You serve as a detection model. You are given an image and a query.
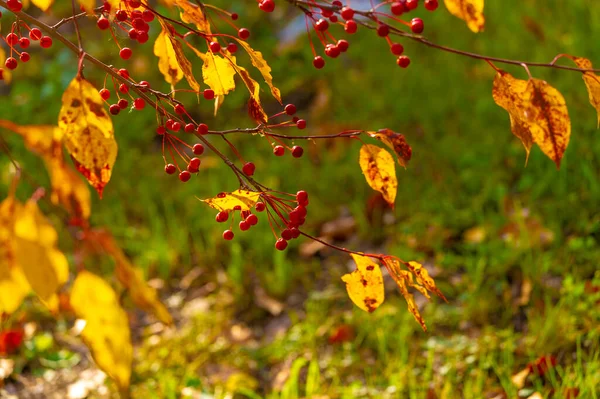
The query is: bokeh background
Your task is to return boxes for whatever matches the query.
[1,0,599,398]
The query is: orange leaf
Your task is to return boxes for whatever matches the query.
[235,39,282,104]
[566,55,600,127]
[58,75,117,197]
[175,0,212,34]
[493,71,571,168]
[368,128,412,167]
[443,0,485,32]
[201,189,261,212]
[341,254,385,313]
[358,144,397,207]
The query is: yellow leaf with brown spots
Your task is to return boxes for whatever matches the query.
[58,75,117,197]
[406,261,446,300]
[342,254,384,313]
[71,271,132,393]
[175,0,212,34]
[157,20,201,92]
[237,67,268,124]
[359,144,397,207]
[202,53,237,96]
[566,55,600,127]
[201,189,261,212]
[154,28,184,87]
[443,0,485,32]
[368,129,412,168]
[235,39,282,104]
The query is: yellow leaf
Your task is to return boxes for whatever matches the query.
[368,129,412,168]
[201,189,261,212]
[87,229,172,325]
[0,120,62,158]
[406,261,446,300]
[58,75,117,197]
[566,56,600,127]
[202,52,237,96]
[443,0,485,32]
[342,254,384,313]
[359,144,397,207]
[235,39,282,104]
[493,71,571,168]
[31,0,53,11]
[47,159,91,221]
[71,271,132,393]
[157,20,201,92]
[237,67,268,124]
[0,47,12,84]
[154,29,184,87]
[13,200,69,302]
[175,0,212,34]
[76,0,94,13]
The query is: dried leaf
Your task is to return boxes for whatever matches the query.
[238,67,268,124]
[406,261,446,300]
[201,189,261,212]
[154,28,184,87]
[566,56,600,127]
[493,71,571,168]
[58,75,117,196]
[202,53,237,96]
[175,0,212,34]
[368,129,412,167]
[31,0,54,11]
[235,39,282,103]
[359,144,397,207]
[443,0,485,32]
[341,254,384,313]
[13,200,69,302]
[71,271,132,393]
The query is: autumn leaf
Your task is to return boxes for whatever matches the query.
[566,55,600,127]
[235,39,282,104]
[368,129,412,167]
[31,0,54,11]
[154,28,184,87]
[201,189,261,212]
[202,52,237,96]
[443,0,485,32]
[359,144,397,207]
[382,257,427,330]
[175,0,212,34]
[13,200,69,303]
[406,261,446,300]
[85,229,172,325]
[493,71,571,168]
[76,0,95,13]
[71,271,132,393]
[58,75,118,197]
[238,67,268,124]
[341,254,384,313]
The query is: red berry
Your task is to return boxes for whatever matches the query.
[216,211,229,223]
[203,89,215,100]
[411,18,424,33]
[391,2,404,15]
[377,24,390,37]
[227,42,238,54]
[332,0,342,4]
[174,104,186,114]
[345,20,357,34]
[255,202,266,212]
[322,9,333,18]
[329,15,338,23]
[185,123,195,133]
[292,146,304,158]
[116,10,128,21]
[325,44,340,58]
[246,214,258,226]
[340,7,354,20]
[142,9,155,22]
[166,119,174,130]
[238,28,250,40]
[397,55,411,68]
[315,18,329,32]
[275,238,288,251]
[19,52,30,62]
[6,33,18,46]
[285,104,297,115]
[337,39,349,52]
[193,143,205,155]
[188,157,201,172]
[296,119,306,129]
[40,36,52,48]
[118,99,129,109]
[139,81,150,90]
[7,0,22,12]
[231,13,238,20]
[209,41,221,53]
[197,123,209,135]
[19,37,30,49]
[296,190,308,205]
[273,145,285,156]
[29,28,42,41]
[313,56,325,69]
[281,229,293,240]
[239,221,250,231]
[223,230,234,240]
[406,0,419,10]
[99,88,110,100]
[156,126,166,135]
[120,47,132,60]
[128,28,138,40]
[119,83,129,93]
[259,0,275,12]
[171,121,181,132]
[109,104,120,115]
[425,0,438,11]
[97,16,110,30]
[133,98,145,110]
[165,164,176,174]
[391,43,404,55]
[242,162,256,176]
[137,31,149,44]
[118,68,129,79]
[290,227,300,238]
[5,57,17,70]
[179,170,191,182]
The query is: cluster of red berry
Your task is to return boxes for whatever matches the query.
[1,1,52,78]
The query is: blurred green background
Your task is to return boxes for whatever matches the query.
[1,0,599,398]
